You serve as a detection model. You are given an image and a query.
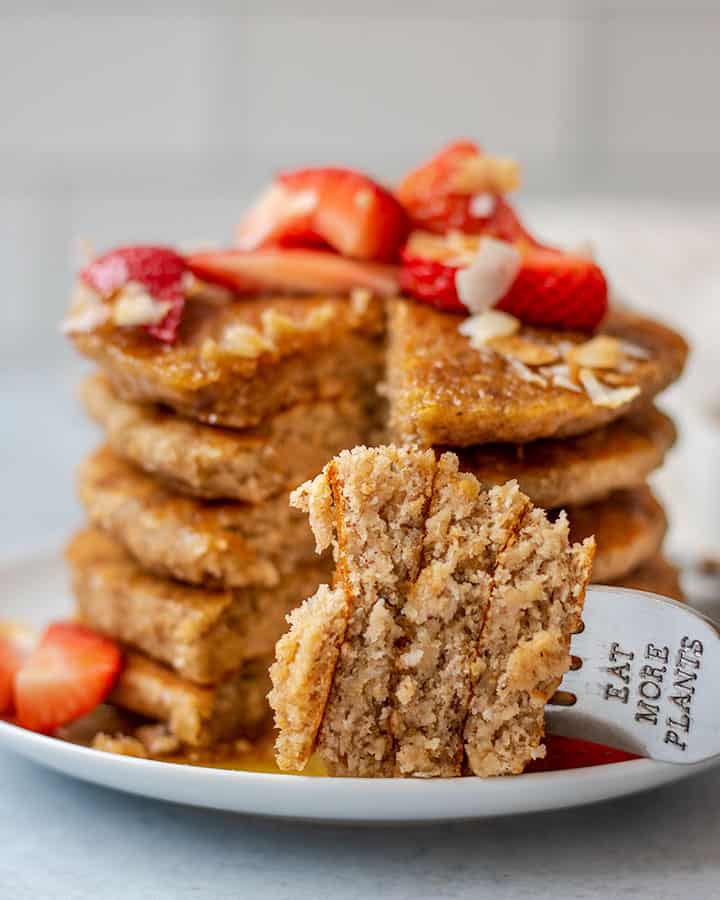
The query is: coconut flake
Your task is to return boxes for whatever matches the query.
[468,193,496,218]
[458,309,520,348]
[455,238,521,314]
[112,283,171,327]
[579,368,641,408]
[61,303,110,334]
[507,357,548,387]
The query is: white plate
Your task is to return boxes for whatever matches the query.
[0,548,716,824]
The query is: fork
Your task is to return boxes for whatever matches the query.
[547,586,720,764]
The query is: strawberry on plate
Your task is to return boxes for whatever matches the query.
[14,622,122,734]
[235,167,408,262]
[400,230,608,330]
[0,624,35,716]
[187,248,401,298]
[80,245,187,344]
[396,139,540,243]
[525,735,641,773]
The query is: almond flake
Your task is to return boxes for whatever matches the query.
[539,363,582,393]
[458,309,520,348]
[617,338,651,360]
[507,357,548,387]
[579,368,641,409]
[489,335,560,366]
[566,335,621,371]
[449,155,520,194]
[61,303,110,335]
[221,323,275,358]
[350,287,372,315]
[260,309,300,342]
[112,285,171,327]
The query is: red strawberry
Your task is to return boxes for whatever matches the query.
[525,735,640,773]
[187,248,400,298]
[400,231,608,330]
[80,245,187,344]
[0,625,35,716]
[235,167,408,262]
[396,140,538,243]
[495,248,608,331]
[14,622,122,734]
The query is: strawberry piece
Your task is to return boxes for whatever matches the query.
[400,231,608,329]
[14,622,122,734]
[0,625,34,716]
[235,167,408,262]
[397,140,538,243]
[525,735,641,773]
[187,248,401,298]
[495,248,608,331]
[81,245,187,344]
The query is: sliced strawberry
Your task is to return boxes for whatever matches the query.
[396,140,538,243]
[187,248,400,298]
[0,624,35,716]
[235,167,408,262]
[495,247,608,331]
[525,735,641,773]
[14,622,122,734]
[80,245,187,344]
[400,231,608,329]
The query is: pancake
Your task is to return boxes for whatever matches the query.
[71,293,385,429]
[80,373,376,502]
[566,486,667,583]
[609,554,684,602]
[67,527,330,684]
[77,446,317,588]
[386,299,688,447]
[456,407,676,508]
[109,651,271,747]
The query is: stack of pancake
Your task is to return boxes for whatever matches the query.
[385,300,689,600]
[64,286,688,757]
[65,293,385,754]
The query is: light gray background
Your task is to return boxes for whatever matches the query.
[2,3,720,897]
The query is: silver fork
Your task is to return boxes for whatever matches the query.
[547,586,720,764]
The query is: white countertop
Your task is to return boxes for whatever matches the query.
[2,363,719,899]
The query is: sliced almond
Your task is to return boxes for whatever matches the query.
[490,335,560,366]
[506,357,548,387]
[566,335,622,371]
[458,309,520,348]
[112,286,171,327]
[579,368,641,409]
[350,287,372,315]
[617,338,651,360]
[61,302,109,335]
[449,155,520,194]
[221,323,275,358]
[539,363,582,393]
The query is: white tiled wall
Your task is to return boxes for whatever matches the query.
[1,2,719,367]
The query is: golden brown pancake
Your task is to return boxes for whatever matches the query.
[71,293,385,429]
[76,446,317,588]
[81,373,376,502]
[566,486,667,583]
[67,527,330,684]
[456,407,676,508]
[387,299,688,447]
